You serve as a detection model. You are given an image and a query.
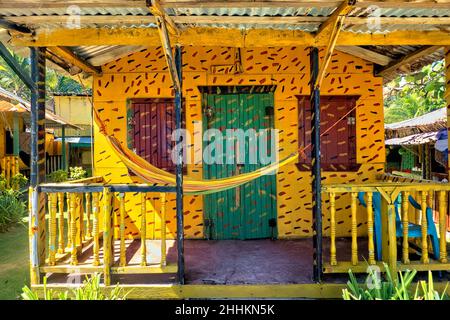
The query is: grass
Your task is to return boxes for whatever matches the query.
[0,224,29,300]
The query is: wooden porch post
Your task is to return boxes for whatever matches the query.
[310,47,322,283]
[29,47,47,285]
[175,45,185,284]
[446,48,450,180]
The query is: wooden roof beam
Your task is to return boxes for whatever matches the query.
[335,46,392,66]
[316,0,356,38]
[9,28,450,47]
[315,15,345,89]
[376,45,442,77]
[47,46,102,76]
[147,0,180,36]
[155,16,181,92]
[0,17,32,34]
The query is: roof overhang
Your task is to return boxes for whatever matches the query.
[0,1,448,82]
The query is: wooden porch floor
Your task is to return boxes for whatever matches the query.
[44,238,450,286]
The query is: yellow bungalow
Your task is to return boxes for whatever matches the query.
[0,86,78,185]
[0,0,450,299]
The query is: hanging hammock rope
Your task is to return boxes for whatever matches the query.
[92,98,359,194]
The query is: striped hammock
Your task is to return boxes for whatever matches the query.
[94,109,298,194]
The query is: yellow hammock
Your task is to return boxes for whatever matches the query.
[94,109,298,194]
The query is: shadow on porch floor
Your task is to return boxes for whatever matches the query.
[45,237,374,285]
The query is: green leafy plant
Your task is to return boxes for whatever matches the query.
[46,169,68,183]
[69,166,87,180]
[21,273,129,300]
[384,60,445,124]
[11,173,28,190]
[343,263,448,300]
[0,189,27,232]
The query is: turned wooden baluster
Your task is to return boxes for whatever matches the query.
[103,188,112,286]
[92,192,100,266]
[85,193,92,238]
[329,192,337,266]
[140,192,147,266]
[66,193,71,248]
[78,193,85,242]
[48,193,57,265]
[402,191,410,264]
[69,193,78,265]
[439,191,448,263]
[14,157,19,177]
[57,193,65,254]
[160,192,167,267]
[119,193,126,267]
[366,192,375,265]
[421,191,429,264]
[351,192,358,266]
[1,157,5,180]
[5,156,10,188]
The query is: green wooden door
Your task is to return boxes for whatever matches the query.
[203,93,277,240]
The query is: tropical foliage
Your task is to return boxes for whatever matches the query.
[384,60,445,124]
[342,263,449,300]
[21,273,129,300]
[0,48,90,101]
[0,174,27,233]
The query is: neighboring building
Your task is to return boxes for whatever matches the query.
[0,86,78,182]
[385,108,448,181]
[53,94,93,175]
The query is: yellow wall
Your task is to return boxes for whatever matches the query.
[93,46,385,240]
[53,95,92,137]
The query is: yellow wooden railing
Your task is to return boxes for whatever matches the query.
[322,181,449,275]
[1,155,19,188]
[34,178,175,285]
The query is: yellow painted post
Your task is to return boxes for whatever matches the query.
[11,158,16,189]
[48,193,57,266]
[92,192,100,266]
[160,192,167,267]
[140,192,147,266]
[439,191,448,263]
[86,193,92,238]
[28,186,40,285]
[1,157,5,180]
[351,192,358,266]
[402,191,410,264]
[69,193,78,265]
[103,188,112,285]
[119,193,126,267]
[329,192,337,266]
[57,193,65,254]
[387,203,397,276]
[5,156,10,188]
[66,193,71,248]
[421,191,429,264]
[366,192,375,265]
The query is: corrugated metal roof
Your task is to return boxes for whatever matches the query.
[385,108,446,131]
[385,131,439,146]
[0,3,448,79]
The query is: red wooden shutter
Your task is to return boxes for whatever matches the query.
[130,98,177,174]
[297,95,358,171]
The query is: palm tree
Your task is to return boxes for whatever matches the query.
[0,48,88,101]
